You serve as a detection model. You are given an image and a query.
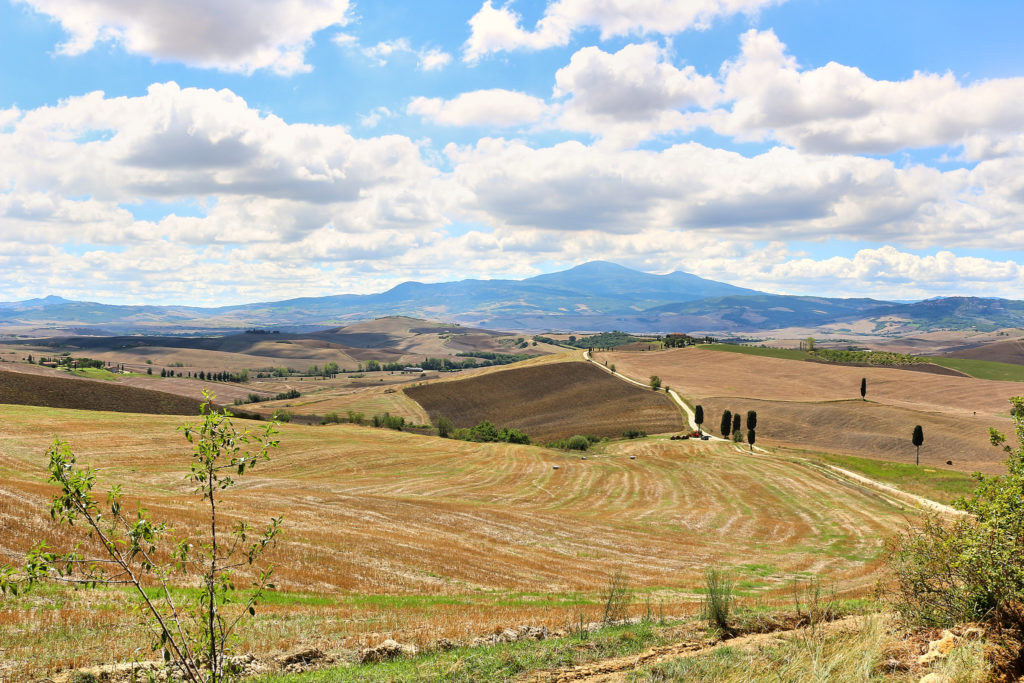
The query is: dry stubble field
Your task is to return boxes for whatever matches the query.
[0,403,912,677]
[602,347,1021,473]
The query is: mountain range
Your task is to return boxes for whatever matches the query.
[2,261,1023,336]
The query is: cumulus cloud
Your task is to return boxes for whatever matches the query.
[0,82,449,253]
[14,0,352,74]
[553,42,719,146]
[463,0,784,61]
[713,29,1024,156]
[408,89,550,128]
[444,136,1024,251]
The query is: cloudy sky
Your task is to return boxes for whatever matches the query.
[2,0,1024,305]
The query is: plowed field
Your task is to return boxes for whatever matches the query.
[0,404,911,676]
[601,347,1021,473]
[404,361,683,441]
[0,367,200,415]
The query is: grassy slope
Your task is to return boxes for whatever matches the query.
[706,341,1024,382]
[0,404,915,677]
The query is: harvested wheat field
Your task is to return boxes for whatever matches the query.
[404,360,683,441]
[601,347,1021,473]
[0,404,911,676]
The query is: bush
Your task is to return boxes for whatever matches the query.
[347,410,364,425]
[271,408,292,423]
[320,412,341,424]
[888,396,1024,628]
[623,429,647,439]
[566,435,591,451]
[436,416,454,438]
[701,567,734,634]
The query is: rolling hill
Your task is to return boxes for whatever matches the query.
[3,261,1024,335]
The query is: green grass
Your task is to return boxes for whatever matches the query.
[704,344,811,361]
[797,451,978,505]
[628,615,990,682]
[68,367,119,380]
[923,356,1024,382]
[252,621,674,683]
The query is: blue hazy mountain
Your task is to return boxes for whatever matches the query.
[0,261,1017,334]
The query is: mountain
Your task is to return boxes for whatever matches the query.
[0,262,1019,335]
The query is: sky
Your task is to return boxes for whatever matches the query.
[1,0,1024,306]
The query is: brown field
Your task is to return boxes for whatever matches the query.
[0,404,913,676]
[602,347,1021,473]
[404,361,683,441]
[945,336,1024,365]
[0,368,201,415]
[249,382,432,424]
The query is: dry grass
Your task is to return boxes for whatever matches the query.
[946,336,1024,365]
[404,360,683,441]
[0,404,913,676]
[602,347,1020,473]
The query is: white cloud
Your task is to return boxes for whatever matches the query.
[553,42,719,146]
[15,0,352,75]
[418,48,453,71]
[352,37,452,71]
[408,90,550,128]
[463,0,784,61]
[444,137,1022,251]
[713,29,1024,156]
[360,106,395,128]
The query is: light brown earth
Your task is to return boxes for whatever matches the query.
[601,347,1021,473]
[0,404,913,675]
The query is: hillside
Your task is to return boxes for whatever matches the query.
[0,404,913,677]
[404,360,683,441]
[601,347,1020,473]
[944,336,1024,365]
[0,367,201,415]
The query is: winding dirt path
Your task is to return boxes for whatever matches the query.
[583,349,962,518]
[517,615,872,682]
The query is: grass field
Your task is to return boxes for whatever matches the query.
[602,347,1021,474]
[705,341,1024,382]
[0,404,915,677]
[404,360,683,441]
[924,356,1024,382]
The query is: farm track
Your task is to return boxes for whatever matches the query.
[603,347,1021,474]
[519,615,872,682]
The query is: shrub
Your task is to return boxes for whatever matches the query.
[623,429,647,439]
[566,435,591,451]
[347,410,364,425]
[601,567,632,625]
[888,396,1024,628]
[435,416,454,438]
[701,567,734,634]
[320,412,341,424]
[271,408,292,423]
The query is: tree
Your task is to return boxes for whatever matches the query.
[0,394,282,682]
[912,425,924,465]
[649,375,662,391]
[694,405,704,434]
[720,409,732,439]
[746,410,757,431]
[436,416,454,438]
[732,413,741,434]
[860,377,867,401]
[747,428,756,451]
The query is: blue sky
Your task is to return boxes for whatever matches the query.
[1,0,1023,305]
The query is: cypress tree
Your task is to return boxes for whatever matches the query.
[720,409,732,439]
